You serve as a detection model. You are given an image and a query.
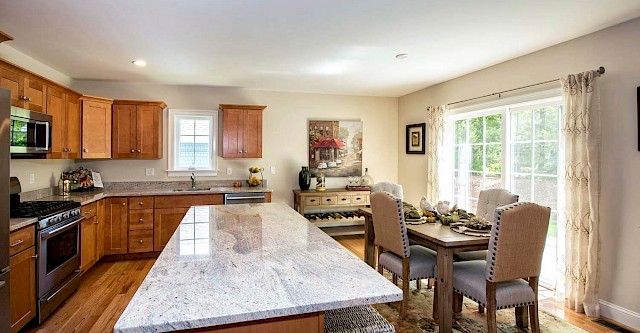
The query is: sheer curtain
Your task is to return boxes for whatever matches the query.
[560,70,601,317]
[426,105,447,203]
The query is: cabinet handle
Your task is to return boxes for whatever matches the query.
[131,149,135,153]
[139,218,143,222]
[122,202,126,206]
[238,150,242,153]
[31,254,38,259]
[94,218,99,224]
[139,202,144,206]
[27,97,32,102]
[10,239,23,247]
[326,198,331,202]
[341,198,347,201]
[310,199,316,202]
[139,239,143,244]
[137,149,141,153]
[83,148,88,153]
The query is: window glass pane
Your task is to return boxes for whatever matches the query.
[534,176,558,211]
[179,119,195,135]
[195,119,210,135]
[469,172,483,201]
[453,171,463,195]
[534,142,558,174]
[469,118,483,144]
[468,199,478,215]
[534,106,559,141]
[485,173,502,190]
[455,120,466,144]
[485,114,502,143]
[453,196,463,208]
[454,146,462,170]
[512,143,532,173]
[485,144,501,173]
[179,135,195,143]
[511,110,532,141]
[471,145,483,172]
[511,174,532,201]
[548,212,558,237]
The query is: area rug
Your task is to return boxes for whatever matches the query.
[371,282,586,333]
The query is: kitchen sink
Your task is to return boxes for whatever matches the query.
[172,188,213,192]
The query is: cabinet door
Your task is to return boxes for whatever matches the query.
[80,217,97,272]
[46,86,66,159]
[0,66,24,107]
[154,207,190,252]
[23,77,46,113]
[65,93,82,159]
[112,104,137,158]
[243,109,263,158]
[10,247,36,333]
[137,105,162,158]
[82,100,112,159]
[96,199,105,260]
[222,109,244,158]
[104,198,128,255]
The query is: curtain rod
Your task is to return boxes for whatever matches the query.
[447,66,605,107]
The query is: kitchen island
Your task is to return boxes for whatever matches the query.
[114,202,402,333]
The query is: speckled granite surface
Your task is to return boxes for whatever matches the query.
[9,217,38,232]
[114,203,402,333]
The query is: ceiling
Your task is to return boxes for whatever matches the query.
[1,1,639,97]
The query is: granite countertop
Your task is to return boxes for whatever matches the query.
[114,203,402,333]
[9,186,273,232]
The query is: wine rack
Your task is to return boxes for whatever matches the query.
[293,189,370,237]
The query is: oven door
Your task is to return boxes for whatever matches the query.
[38,217,82,297]
[10,106,52,155]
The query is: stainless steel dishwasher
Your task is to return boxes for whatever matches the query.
[224,192,268,205]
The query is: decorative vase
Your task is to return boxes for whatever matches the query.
[298,167,311,190]
[361,167,374,186]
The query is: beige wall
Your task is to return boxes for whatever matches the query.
[399,18,640,316]
[70,81,398,204]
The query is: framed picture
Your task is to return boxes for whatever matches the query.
[406,123,426,154]
[308,120,363,177]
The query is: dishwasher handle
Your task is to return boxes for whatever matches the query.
[225,196,266,201]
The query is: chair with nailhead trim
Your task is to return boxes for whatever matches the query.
[451,202,550,333]
[371,182,404,200]
[370,192,436,319]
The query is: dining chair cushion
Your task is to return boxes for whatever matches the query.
[371,182,404,201]
[452,261,535,309]
[453,251,487,261]
[379,245,436,280]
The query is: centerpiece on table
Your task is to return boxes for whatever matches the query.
[247,166,264,187]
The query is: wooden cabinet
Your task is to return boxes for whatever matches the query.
[0,61,46,112]
[104,197,128,255]
[0,65,23,106]
[96,199,105,260]
[48,86,82,159]
[9,229,36,333]
[23,76,46,113]
[81,95,113,159]
[112,100,165,159]
[293,189,370,237]
[80,201,103,273]
[153,207,190,252]
[220,104,266,158]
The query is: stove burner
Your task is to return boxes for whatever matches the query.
[10,201,81,219]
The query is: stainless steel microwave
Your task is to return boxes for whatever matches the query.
[10,106,52,155]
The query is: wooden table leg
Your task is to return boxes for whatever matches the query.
[436,246,454,333]
[363,213,376,268]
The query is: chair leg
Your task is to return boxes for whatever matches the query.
[453,292,463,313]
[529,277,540,333]
[478,305,485,314]
[486,282,497,333]
[376,246,384,275]
[400,258,410,319]
[392,273,398,285]
[432,281,438,321]
[427,278,434,289]
[416,279,422,290]
[515,306,529,328]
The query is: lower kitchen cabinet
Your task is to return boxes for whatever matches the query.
[129,229,154,253]
[104,197,128,255]
[80,216,97,273]
[10,246,36,333]
[153,207,191,252]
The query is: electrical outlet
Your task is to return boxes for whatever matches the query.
[29,173,35,184]
[270,166,276,175]
[145,168,155,176]
[226,167,232,175]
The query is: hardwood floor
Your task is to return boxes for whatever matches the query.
[19,235,630,333]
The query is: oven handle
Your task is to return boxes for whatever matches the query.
[41,217,84,239]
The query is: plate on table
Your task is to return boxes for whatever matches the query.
[405,217,427,224]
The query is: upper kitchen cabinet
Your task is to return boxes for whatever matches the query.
[47,86,82,159]
[0,61,46,112]
[219,104,266,158]
[112,100,166,159]
[81,95,113,159]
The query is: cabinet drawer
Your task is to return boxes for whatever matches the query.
[304,196,320,206]
[9,225,35,257]
[128,210,154,230]
[351,195,367,205]
[337,195,352,205]
[128,230,154,253]
[81,202,98,218]
[320,196,338,206]
[129,196,154,210]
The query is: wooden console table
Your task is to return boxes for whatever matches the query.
[293,189,370,236]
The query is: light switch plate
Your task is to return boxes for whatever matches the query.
[270,166,276,175]
[226,167,232,175]
[145,168,155,176]
[29,173,35,184]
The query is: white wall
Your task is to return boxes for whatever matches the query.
[70,81,399,204]
[398,18,640,320]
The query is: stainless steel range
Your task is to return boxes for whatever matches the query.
[10,178,84,323]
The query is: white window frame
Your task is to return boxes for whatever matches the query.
[167,109,219,177]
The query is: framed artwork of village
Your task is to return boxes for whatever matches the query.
[307,120,362,177]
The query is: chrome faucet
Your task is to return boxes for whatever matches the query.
[191,173,196,189]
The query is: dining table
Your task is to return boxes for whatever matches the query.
[358,208,490,333]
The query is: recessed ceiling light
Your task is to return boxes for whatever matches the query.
[132,60,147,67]
[395,53,409,60]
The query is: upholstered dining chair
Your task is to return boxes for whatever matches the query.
[452,202,551,333]
[453,188,518,262]
[371,182,404,200]
[370,192,436,318]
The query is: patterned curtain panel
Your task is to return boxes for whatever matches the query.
[425,105,446,204]
[560,70,601,317]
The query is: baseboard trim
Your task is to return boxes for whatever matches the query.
[599,299,640,331]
